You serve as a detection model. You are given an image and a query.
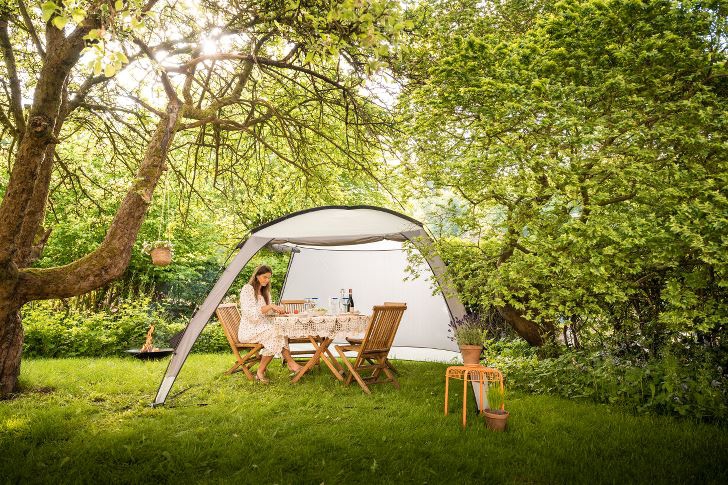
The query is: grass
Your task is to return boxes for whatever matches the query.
[1,354,727,484]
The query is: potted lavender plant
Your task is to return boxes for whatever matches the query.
[449,314,487,366]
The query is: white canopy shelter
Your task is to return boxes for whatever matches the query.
[281,240,459,360]
[153,206,466,406]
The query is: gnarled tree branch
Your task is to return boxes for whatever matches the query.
[19,99,183,301]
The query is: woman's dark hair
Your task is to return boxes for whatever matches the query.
[248,264,272,304]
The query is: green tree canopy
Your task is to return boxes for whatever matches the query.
[399,0,728,351]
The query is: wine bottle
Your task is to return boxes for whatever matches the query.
[347,288,354,313]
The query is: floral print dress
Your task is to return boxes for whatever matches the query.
[237,283,287,356]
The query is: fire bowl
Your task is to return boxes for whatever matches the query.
[125,348,175,360]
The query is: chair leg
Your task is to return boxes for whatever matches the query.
[371,357,384,381]
[239,362,255,380]
[226,361,243,375]
[385,358,399,375]
[228,346,261,381]
[336,347,371,394]
[379,356,400,389]
[366,357,398,375]
[335,347,352,386]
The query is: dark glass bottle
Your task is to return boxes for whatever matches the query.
[347,288,354,312]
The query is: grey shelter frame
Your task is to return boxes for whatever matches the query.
[153,206,466,406]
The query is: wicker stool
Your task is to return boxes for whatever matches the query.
[444,365,504,428]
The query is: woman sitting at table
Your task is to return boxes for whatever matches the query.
[239,264,303,383]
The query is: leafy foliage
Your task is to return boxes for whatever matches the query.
[399,0,728,355]
[21,298,228,357]
[486,343,728,422]
[448,313,488,346]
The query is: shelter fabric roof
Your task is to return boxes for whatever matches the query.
[251,206,423,245]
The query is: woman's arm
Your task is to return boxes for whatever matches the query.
[240,285,285,319]
[239,285,264,322]
[261,303,286,314]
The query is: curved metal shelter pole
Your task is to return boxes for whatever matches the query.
[404,228,466,321]
[405,229,486,409]
[153,236,271,406]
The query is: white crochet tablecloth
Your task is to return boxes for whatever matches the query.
[271,314,369,341]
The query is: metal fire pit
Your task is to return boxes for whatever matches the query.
[126,348,175,360]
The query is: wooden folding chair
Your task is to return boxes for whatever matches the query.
[215,303,263,380]
[346,302,404,375]
[335,303,407,394]
[280,299,324,366]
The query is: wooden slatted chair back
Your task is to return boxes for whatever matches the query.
[216,303,242,346]
[280,300,323,361]
[280,299,307,313]
[360,304,407,355]
[215,303,263,379]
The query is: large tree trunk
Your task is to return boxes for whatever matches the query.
[0,264,23,397]
[0,21,94,264]
[0,99,182,397]
[0,1,175,397]
[18,99,182,302]
[498,304,555,347]
[0,309,23,397]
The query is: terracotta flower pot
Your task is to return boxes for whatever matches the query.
[483,409,509,431]
[150,246,172,266]
[459,344,483,366]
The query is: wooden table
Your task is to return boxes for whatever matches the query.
[271,314,370,382]
[444,365,504,428]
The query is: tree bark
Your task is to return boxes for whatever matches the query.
[14,144,55,268]
[19,99,182,301]
[0,21,95,264]
[498,304,549,347]
[0,100,181,396]
[0,261,23,397]
[0,309,23,397]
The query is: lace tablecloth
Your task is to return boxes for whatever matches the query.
[271,314,369,341]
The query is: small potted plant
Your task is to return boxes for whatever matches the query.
[449,314,487,366]
[482,384,509,431]
[143,240,173,266]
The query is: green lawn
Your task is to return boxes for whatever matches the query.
[1,354,727,484]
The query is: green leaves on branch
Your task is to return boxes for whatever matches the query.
[79,2,150,78]
[39,0,148,77]
[290,0,406,74]
[400,0,728,350]
[41,0,85,29]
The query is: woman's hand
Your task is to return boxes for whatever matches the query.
[273,305,287,314]
[262,304,287,315]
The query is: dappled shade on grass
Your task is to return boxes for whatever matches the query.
[2,355,727,483]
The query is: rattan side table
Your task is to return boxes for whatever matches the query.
[444,365,504,428]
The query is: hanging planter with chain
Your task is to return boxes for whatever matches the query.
[143,173,174,267]
[150,243,173,266]
[144,240,174,266]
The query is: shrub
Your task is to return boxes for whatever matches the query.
[488,348,728,423]
[22,299,228,357]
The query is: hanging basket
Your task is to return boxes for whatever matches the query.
[150,246,172,266]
